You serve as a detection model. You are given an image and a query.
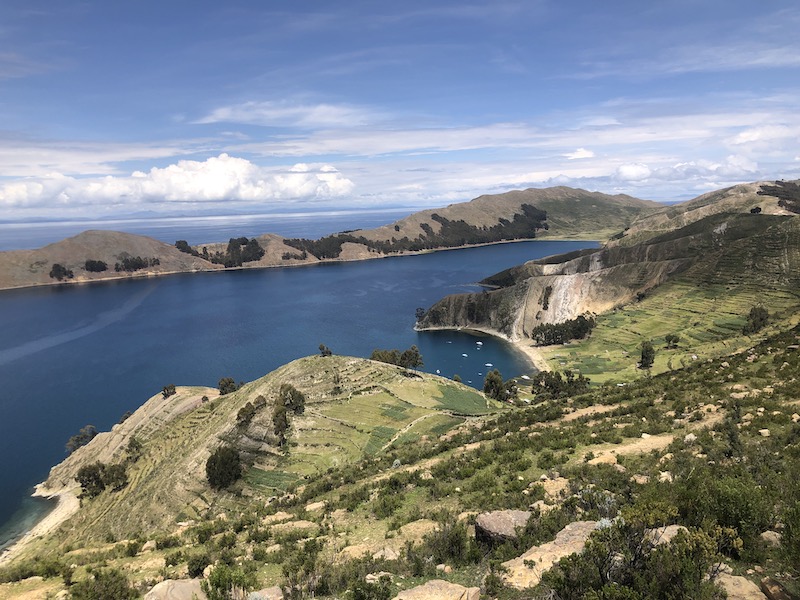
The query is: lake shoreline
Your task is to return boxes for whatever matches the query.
[0,236,598,293]
[0,486,79,566]
[416,324,551,373]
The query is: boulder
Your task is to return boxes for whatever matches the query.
[373,546,400,560]
[248,587,284,600]
[716,574,767,600]
[144,579,208,600]
[759,530,782,548]
[475,510,531,545]
[501,521,598,589]
[393,579,479,600]
[540,476,570,502]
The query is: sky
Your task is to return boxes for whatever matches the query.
[1,0,799,220]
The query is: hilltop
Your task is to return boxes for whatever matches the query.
[418,180,800,381]
[0,186,658,291]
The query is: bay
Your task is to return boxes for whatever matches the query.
[0,238,596,549]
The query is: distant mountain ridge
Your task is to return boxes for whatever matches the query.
[0,186,659,291]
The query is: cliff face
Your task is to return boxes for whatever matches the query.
[420,256,686,340]
[418,207,800,342]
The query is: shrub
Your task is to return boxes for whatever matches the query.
[206,446,242,489]
[66,424,98,454]
[69,568,137,600]
[187,551,211,577]
[743,306,769,335]
[218,377,238,395]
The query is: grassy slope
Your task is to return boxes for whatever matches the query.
[537,214,800,383]
[23,356,496,551]
[355,186,659,244]
[4,325,799,598]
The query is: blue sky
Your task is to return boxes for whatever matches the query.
[1,0,799,219]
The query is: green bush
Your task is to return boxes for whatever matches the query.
[206,446,242,489]
[70,568,137,600]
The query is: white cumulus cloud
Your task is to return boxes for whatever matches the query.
[615,163,652,181]
[0,154,354,210]
[564,147,595,160]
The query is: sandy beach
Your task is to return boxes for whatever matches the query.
[511,339,551,372]
[0,486,79,566]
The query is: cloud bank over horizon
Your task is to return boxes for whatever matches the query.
[0,155,354,215]
[0,1,798,219]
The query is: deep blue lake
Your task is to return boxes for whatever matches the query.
[0,235,596,549]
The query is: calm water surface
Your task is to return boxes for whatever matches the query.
[0,238,596,548]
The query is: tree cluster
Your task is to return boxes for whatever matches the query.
[318,343,333,357]
[218,377,239,395]
[208,237,265,267]
[369,345,423,369]
[530,315,596,346]
[75,462,128,498]
[162,384,176,398]
[66,424,98,454]
[640,340,655,369]
[531,369,590,400]
[49,263,74,281]
[283,204,548,259]
[174,240,200,256]
[272,384,306,446]
[279,384,306,414]
[483,369,517,401]
[236,395,267,428]
[83,259,107,272]
[758,181,800,214]
[114,256,159,272]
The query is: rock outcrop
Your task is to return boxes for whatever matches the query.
[475,510,531,545]
[248,587,285,600]
[144,579,207,600]
[393,579,480,600]
[501,520,598,589]
[716,574,767,600]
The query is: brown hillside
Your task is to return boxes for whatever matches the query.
[354,186,659,244]
[0,230,221,290]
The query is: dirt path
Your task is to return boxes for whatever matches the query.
[381,413,439,451]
